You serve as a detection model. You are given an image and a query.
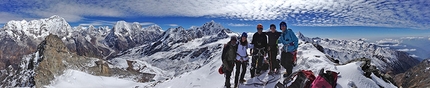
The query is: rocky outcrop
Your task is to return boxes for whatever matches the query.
[0,34,155,87]
[35,34,155,87]
[0,37,37,69]
[394,59,430,88]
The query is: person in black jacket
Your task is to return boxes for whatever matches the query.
[265,24,281,74]
[250,24,268,78]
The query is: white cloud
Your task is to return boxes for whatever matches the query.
[401,36,425,40]
[140,22,155,26]
[78,20,117,27]
[376,39,401,45]
[227,23,253,27]
[358,38,368,41]
[168,24,179,27]
[2,0,429,29]
[409,54,419,58]
[397,49,417,52]
[0,12,37,24]
[428,38,430,41]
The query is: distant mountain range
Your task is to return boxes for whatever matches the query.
[0,15,425,87]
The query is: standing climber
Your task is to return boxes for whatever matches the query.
[250,24,268,78]
[221,36,238,88]
[278,21,298,77]
[265,24,282,74]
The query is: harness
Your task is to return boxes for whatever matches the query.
[236,53,249,62]
[253,47,266,57]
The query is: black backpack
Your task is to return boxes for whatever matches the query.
[276,70,316,88]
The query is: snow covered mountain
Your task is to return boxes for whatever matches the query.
[0,16,163,70]
[0,15,231,87]
[297,32,419,74]
[374,37,430,60]
[0,15,73,70]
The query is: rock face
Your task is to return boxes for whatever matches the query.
[394,59,430,88]
[0,34,155,87]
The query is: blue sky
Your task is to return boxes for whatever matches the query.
[1,0,430,40]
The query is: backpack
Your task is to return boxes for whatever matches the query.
[311,69,339,88]
[222,42,238,62]
[276,70,316,88]
[218,65,224,74]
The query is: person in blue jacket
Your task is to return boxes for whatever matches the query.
[277,21,298,77]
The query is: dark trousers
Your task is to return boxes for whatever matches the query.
[281,51,294,76]
[251,56,264,78]
[224,62,234,88]
[268,49,280,72]
[235,61,247,87]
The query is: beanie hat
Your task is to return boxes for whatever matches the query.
[279,21,287,30]
[241,32,247,37]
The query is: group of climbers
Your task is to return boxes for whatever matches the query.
[220,21,299,88]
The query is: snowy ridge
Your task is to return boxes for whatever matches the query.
[298,32,418,74]
[1,15,72,44]
[154,35,397,88]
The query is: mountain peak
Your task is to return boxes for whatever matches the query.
[203,20,221,27]
[146,24,162,32]
[49,15,64,19]
[115,21,128,25]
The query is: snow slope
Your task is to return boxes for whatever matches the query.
[46,70,148,88]
[44,33,236,88]
[297,32,418,74]
[39,32,397,88]
[154,35,397,88]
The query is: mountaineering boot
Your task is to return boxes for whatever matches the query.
[240,79,246,83]
[283,72,290,78]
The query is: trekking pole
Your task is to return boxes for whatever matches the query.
[255,55,258,76]
[268,49,273,74]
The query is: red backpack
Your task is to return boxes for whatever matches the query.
[218,65,224,74]
[311,69,339,88]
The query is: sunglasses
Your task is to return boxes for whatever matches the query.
[257,28,263,30]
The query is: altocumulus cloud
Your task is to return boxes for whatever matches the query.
[228,23,253,27]
[1,0,429,29]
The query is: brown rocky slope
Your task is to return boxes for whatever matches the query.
[394,59,430,88]
[0,34,155,87]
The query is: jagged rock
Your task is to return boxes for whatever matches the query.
[0,34,157,88]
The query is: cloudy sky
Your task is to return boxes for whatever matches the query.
[1,0,430,39]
